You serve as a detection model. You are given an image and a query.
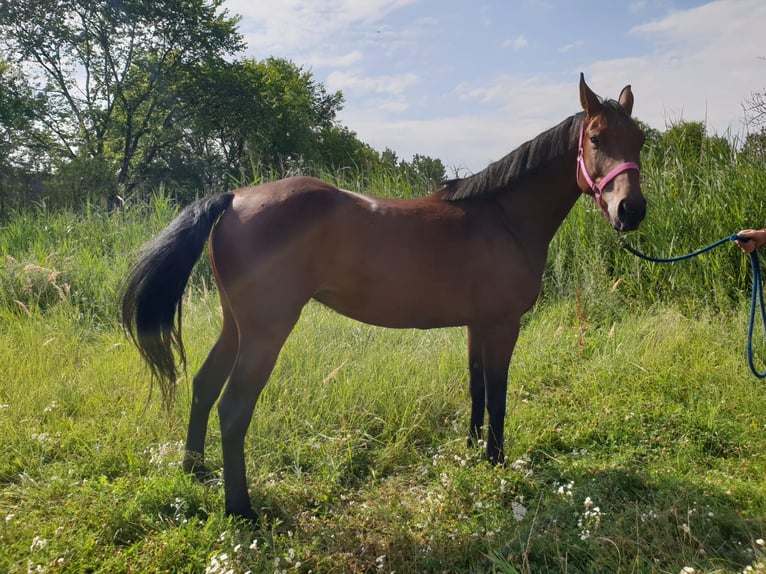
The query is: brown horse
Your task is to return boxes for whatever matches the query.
[121,74,646,519]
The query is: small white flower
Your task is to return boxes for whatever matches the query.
[756,538,765,547]
[511,501,527,522]
[30,535,47,552]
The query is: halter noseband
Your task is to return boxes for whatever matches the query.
[577,119,640,217]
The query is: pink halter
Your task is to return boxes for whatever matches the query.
[577,119,640,216]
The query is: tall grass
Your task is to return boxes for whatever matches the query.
[3,137,764,328]
[1,134,766,572]
[551,132,766,312]
[1,297,764,572]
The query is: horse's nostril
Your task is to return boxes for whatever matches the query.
[618,200,627,221]
[618,197,647,230]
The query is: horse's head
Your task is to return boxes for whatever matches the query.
[577,74,646,232]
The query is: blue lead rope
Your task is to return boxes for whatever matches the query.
[621,234,766,378]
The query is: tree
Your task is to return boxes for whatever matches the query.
[745,90,766,129]
[0,0,244,200]
[0,56,43,214]
[178,57,345,184]
[405,154,447,187]
[315,125,380,172]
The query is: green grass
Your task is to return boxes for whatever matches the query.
[1,293,765,573]
[2,148,766,571]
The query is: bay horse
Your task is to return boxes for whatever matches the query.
[121,74,646,519]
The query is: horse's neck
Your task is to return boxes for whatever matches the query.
[497,153,581,257]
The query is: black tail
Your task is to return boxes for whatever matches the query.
[121,193,234,409]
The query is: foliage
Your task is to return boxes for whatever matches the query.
[0,0,244,202]
[167,57,346,197]
[0,56,45,215]
[549,119,766,312]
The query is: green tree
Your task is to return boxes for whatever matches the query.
[406,154,447,187]
[0,57,43,214]
[0,0,244,203]
[315,125,380,172]
[177,57,345,185]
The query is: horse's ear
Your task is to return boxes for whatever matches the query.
[618,85,634,116]
[579,73,602,117]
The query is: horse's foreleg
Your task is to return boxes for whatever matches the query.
[183,312,238,478]
[469,322,519,464]
[467,326,485,448]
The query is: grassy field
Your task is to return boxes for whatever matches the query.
[1,153,766,572]
[1,293,765,573]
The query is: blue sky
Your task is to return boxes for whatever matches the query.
[225,0,766,173]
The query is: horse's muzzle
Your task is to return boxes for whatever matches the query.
[616,196,647,231]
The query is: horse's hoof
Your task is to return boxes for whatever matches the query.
[226,507,259,524]
[184,462,216,483]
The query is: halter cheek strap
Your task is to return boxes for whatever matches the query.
[577,120,640,217]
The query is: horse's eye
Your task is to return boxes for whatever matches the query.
[590,135,599,148]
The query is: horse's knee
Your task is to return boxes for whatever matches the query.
[218,395,254,440]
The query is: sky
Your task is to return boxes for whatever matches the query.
[224,0,766,174]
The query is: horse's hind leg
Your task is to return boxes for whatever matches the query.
[217,310,301,519]
[183,304,238,478]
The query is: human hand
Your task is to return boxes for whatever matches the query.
[735,229,766,253]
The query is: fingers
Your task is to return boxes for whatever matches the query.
[736,240,755,253]
[736,229,762,253]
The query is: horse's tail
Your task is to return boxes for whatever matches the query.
[121,192,235,409]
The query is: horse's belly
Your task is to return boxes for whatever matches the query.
[312,282,471,329]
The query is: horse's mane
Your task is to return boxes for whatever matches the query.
[437,112,583,201]
[439,100,634,201]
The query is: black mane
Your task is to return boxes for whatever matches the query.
[438,112,583,201]
[439,100,634,201]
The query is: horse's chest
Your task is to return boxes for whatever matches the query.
[469,256,544,322]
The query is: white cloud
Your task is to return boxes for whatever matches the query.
[326,71,419,97]
[594,0,766,135]
[453,75,573,118]
[223,0,766,172]
[558,40,584,54]
[226,0,418,58]
[367,0,766,170]
[309,51,364,68]
[502,35,529,51]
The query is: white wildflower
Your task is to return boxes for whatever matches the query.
[511,501,527,522]
[29,536,47,552]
